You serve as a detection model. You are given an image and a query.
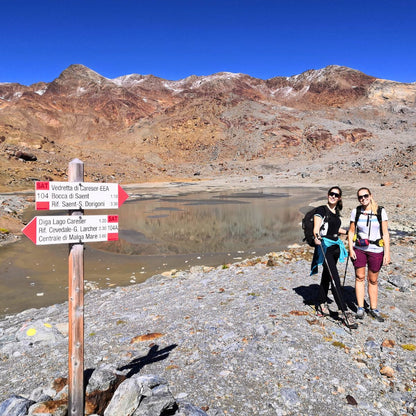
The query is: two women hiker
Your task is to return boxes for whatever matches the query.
[310,186,390,328]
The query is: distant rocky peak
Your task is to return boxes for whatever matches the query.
[266,65,373,91]
[45,64,115,96]
[291,65,375,87]
[53,64,113,89]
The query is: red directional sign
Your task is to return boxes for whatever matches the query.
[35,181,129,210]
[22,215,119,245]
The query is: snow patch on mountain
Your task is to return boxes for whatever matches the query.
[111,74,145,87]
[162,80,185,93]
[190,72,243,89]
[271,85,310,97]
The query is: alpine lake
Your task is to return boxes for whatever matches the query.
[0,186,321,317]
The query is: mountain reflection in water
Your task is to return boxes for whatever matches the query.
[94,191,304,255]
[0,187,319,316]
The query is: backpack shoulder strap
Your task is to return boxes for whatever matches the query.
[377,206,384,237]
[322,205,332,222]
[377,206,383,223]
[354,205,362,226]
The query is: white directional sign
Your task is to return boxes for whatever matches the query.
[35,181,128,210]
[22,215,119,245]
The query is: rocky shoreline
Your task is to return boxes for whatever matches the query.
[0,175,415,415]
[1,171,415,246]
[0,191,32,246]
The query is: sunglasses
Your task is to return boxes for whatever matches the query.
[358,194,370,200]
[328,192,340,198]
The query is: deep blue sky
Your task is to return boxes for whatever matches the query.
[1,0,415,85]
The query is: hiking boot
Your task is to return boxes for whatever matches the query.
[356,307,365,320]
[369,309,385,322]
[344,312,358,329]
[316,303,330,317]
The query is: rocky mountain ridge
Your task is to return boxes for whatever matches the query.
[0,64,415,192]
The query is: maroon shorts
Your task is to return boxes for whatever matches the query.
[353,248,384,272]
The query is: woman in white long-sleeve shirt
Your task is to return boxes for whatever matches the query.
[348,187,390,322]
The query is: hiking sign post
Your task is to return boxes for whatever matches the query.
[21,158,129,416]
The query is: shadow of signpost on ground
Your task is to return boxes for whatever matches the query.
[84,343,178,386]
[118,344,178,378]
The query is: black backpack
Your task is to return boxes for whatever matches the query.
[302,206,329,247]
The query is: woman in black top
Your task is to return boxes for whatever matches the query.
[312,186,349,318]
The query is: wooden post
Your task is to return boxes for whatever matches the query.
[68,159,85,416]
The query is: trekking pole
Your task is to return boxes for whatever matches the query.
[317,241,357,330]
[342,256,349,287]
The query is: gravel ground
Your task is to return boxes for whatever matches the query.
[0,239,415,415]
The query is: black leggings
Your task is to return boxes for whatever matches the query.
[319,245,346,312]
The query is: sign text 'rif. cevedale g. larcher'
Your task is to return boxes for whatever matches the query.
[22,214,119,245]
[35,181,129,210]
